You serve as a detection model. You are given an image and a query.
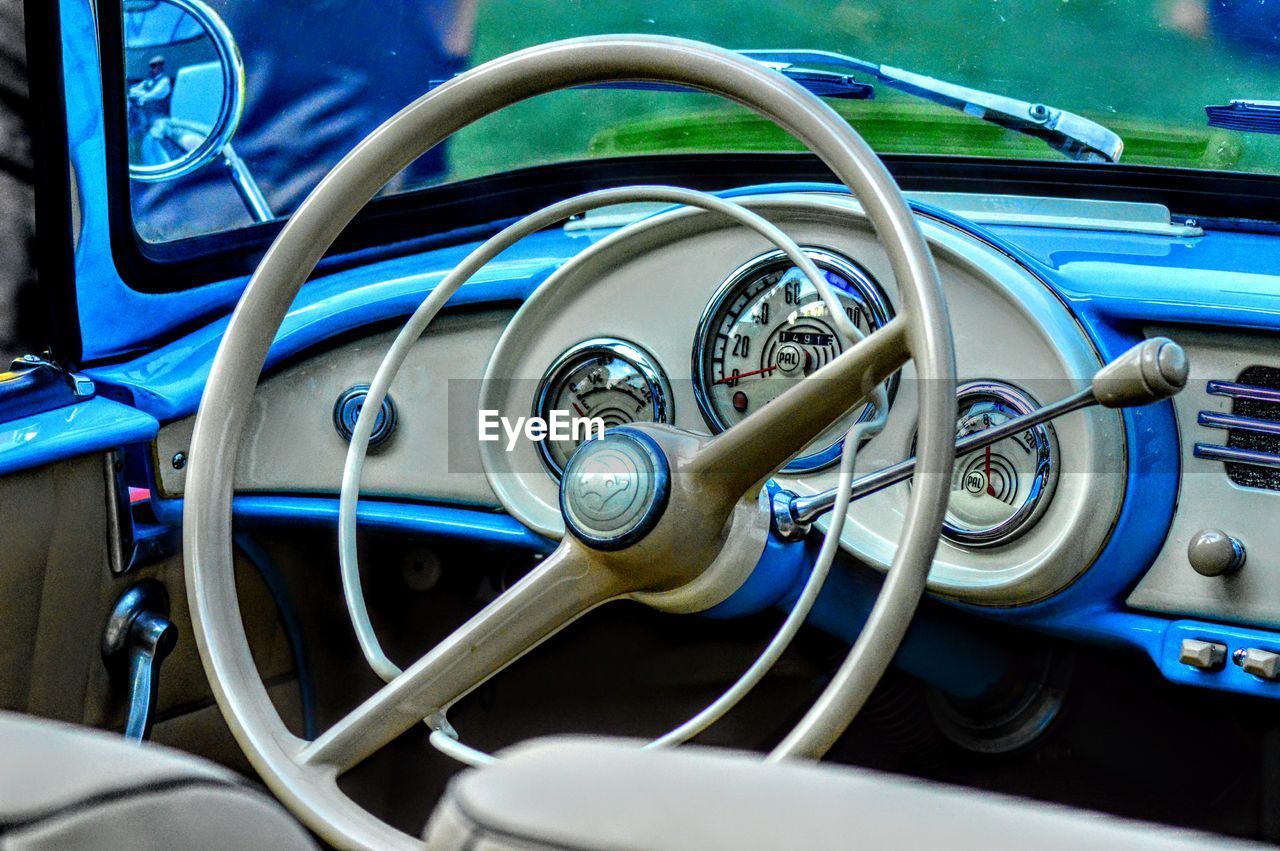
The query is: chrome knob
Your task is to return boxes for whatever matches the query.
[1187,529,1246,577]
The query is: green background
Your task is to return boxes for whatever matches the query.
[446,0,1280,180]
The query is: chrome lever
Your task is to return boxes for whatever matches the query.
[102,580,178,742]
[774,337,1189,538]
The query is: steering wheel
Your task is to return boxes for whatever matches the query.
[183,35,957,849]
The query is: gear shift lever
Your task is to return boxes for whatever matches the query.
[102,580,178,741]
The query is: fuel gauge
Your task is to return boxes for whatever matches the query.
[534,339,672,477]
[915,381,1059,548]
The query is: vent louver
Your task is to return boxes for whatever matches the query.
[1195,366,1280,492]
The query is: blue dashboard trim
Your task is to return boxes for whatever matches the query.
[0,397,158,477]
[149,493,557,553]
[705,530,1011,699]
[85,242,573,422]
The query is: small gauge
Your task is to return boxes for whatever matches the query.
[534,339,672,477]
[692,248,895,472]
[916,381,1059,548]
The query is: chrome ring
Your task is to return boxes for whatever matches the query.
[691,246,895,473]
[937,381,1059,549]
[533,338,672,478]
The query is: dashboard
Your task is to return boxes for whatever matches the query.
[155,193,1127,607]
[121,184,1280,701]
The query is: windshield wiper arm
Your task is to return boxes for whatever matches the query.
[739,49,1123,163]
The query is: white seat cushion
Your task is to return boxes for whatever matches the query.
[425,736,1257,851]
[0,711,314,850]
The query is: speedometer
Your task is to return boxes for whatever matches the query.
[692,247,895,472]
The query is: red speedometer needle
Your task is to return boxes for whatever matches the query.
[572,402,587,417]
[985,445,995,496]
[714,364,777,385]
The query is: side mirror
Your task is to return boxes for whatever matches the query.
[123,0,270,220]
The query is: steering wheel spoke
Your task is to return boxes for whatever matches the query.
[689,316,910,494]
[298,542,622,773]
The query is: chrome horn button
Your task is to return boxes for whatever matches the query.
[559,429,670,550]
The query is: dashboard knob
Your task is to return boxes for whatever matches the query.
[1092,337,1188,408]
[1234,647,1280,681]
[333,384,398,449]
[1187,529,1246,577]
[1179,638,1227,671]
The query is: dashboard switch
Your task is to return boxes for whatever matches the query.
[1234,648,1280,681]
[1188,529,1246,577]
[1179,638,1227,671]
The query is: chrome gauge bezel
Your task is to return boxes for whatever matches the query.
[931,381,1060,549]
[691,247,896,473]
[533,338,673,479]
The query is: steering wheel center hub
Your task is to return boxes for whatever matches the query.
[559,429,670,550]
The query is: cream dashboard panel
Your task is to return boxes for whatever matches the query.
[480,193,1126,606]
[154,310,510,506]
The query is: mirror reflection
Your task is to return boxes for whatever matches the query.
[125,0,235,179]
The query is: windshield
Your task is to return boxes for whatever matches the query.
[118,0,1280,244]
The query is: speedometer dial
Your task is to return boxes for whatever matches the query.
[534,339,671,478]
[692,248,894,472]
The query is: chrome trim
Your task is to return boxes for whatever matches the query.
[1198,410,1280,438]
[691,246,895,473]
[916,381,1060,549]
[103,450,135,576]
[1194,443,1280,470]
[534,338,672,479]
[1206,380,1280,405]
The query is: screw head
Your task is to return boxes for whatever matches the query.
[171,451,187,470]
[1028,103,1050,122]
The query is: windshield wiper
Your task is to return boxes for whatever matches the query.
[739,50,1123,163]
[428,48,1122,163]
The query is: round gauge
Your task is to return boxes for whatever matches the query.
[917,381,1060,548]
[534,339,672,477]
[692,247,895,472]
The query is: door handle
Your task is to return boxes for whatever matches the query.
[102,580,178,741]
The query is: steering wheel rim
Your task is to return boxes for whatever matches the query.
[183,35,956,849]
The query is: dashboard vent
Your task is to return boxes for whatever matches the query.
[1195,366,1280,492]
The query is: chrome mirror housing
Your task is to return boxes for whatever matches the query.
[124,0,244,182]
[123,0,270,220]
